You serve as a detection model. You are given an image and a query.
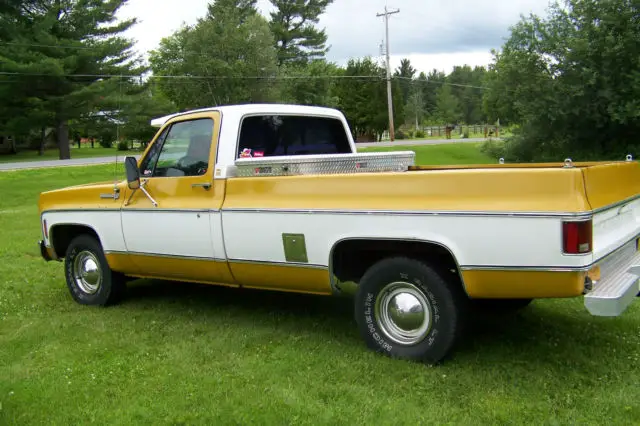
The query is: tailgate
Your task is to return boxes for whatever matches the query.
[583,161,640,261]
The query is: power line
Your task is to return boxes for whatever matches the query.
[0,41,103,50]
[395,76,489,90]
[0,71,384,80]
[0,71,489,89]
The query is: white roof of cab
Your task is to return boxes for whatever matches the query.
[149,103,345,128]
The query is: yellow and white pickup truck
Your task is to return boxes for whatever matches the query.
[38,104,640,363]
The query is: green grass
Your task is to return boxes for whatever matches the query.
[359,142,496,165]
[0,145,639,424]
[0,146,139,163]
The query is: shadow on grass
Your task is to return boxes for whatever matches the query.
[122,279,638,370]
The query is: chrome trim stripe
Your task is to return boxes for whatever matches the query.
[121,208,213,213]
[105,250,226,263]
[591,193,640,215]
[227,258,327,269]
[221,207,593,219]
[104,250,327,269]
[42,207,593,219]
[41,208,221,215]
[38,194,640,219]
[460,265,591,272]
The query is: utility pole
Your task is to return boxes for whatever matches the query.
[377,5,399,141]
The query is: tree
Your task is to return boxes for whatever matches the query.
[393,58,416,105]
[334,57,403,141]
[448,65,487,124]
[269,0,333,66]
[435,84,461,124]
[483,0,640,161]
[279,59,341,106]
[0,0,145,159]
[150,0,279,109]
[404,90,424,129]
[419,69,446,119]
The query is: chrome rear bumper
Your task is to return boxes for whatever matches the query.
[584,240,640,316]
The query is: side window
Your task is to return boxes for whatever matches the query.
[141,118,214,178]
[140,128,169,177]
[237,115,352,158]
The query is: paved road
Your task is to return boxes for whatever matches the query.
[357,137,496,148]
[0,154,141,172]
[0,137,495,171]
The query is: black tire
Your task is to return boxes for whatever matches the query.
[64,234,126,306]
[470,298,533,313]
[354,256,467,364]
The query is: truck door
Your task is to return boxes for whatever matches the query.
[120,111,230,284]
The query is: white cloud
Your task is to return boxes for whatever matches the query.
[117,0,550,75]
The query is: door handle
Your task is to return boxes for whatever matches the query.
[191,182,212,190]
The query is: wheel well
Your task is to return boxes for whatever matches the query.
[331,239,463,289]
[50,224,100,258]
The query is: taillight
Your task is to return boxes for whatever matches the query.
[562,219,592,254]
[43,219,48,239]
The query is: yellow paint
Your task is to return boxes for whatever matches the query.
[462,270,586,299]
[409,160,619,171]
[587,265,601,282]
[105,252,237,286]
[581,161,640,211]
[228,262,332,295]
[39,181,126,213]
[105,252,330,294]
[44,245,58,261]
[223,167,594,213]
[121,111,225,211]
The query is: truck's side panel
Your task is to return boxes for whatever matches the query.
[220,210,587,268]
[117,111,235,285]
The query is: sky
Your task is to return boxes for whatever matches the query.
[116,0,552,75]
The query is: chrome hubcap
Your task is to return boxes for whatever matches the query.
[375,282,432,345]
[73,251,101,294]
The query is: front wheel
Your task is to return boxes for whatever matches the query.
[64,234,126,306]
[354,257,467,364]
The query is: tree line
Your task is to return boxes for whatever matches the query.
[1,0,638,162]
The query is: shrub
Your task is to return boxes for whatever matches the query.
[99,139,113,148]
[462,131,469,139]
[480,139,506,160]
[395,130,406,140]
[117,140,129,151]
[414,129,425,138]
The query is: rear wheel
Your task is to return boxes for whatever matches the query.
[354,257,467,364]
[64,234,126,306]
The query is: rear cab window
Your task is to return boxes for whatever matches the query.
[237,115,352,159]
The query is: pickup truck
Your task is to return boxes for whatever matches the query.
[38,104,640,364]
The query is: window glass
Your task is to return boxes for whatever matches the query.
[141,118,214,178]
[140,127,169,177]
[237,115,352,158]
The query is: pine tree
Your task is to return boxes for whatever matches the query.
[0,0,145,159]
[269,0,333,66]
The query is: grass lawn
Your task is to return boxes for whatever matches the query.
[0,145,639,424]
[0,146,139,164]
[359,142,496,165]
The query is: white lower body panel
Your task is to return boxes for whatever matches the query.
[219,210,591,269]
